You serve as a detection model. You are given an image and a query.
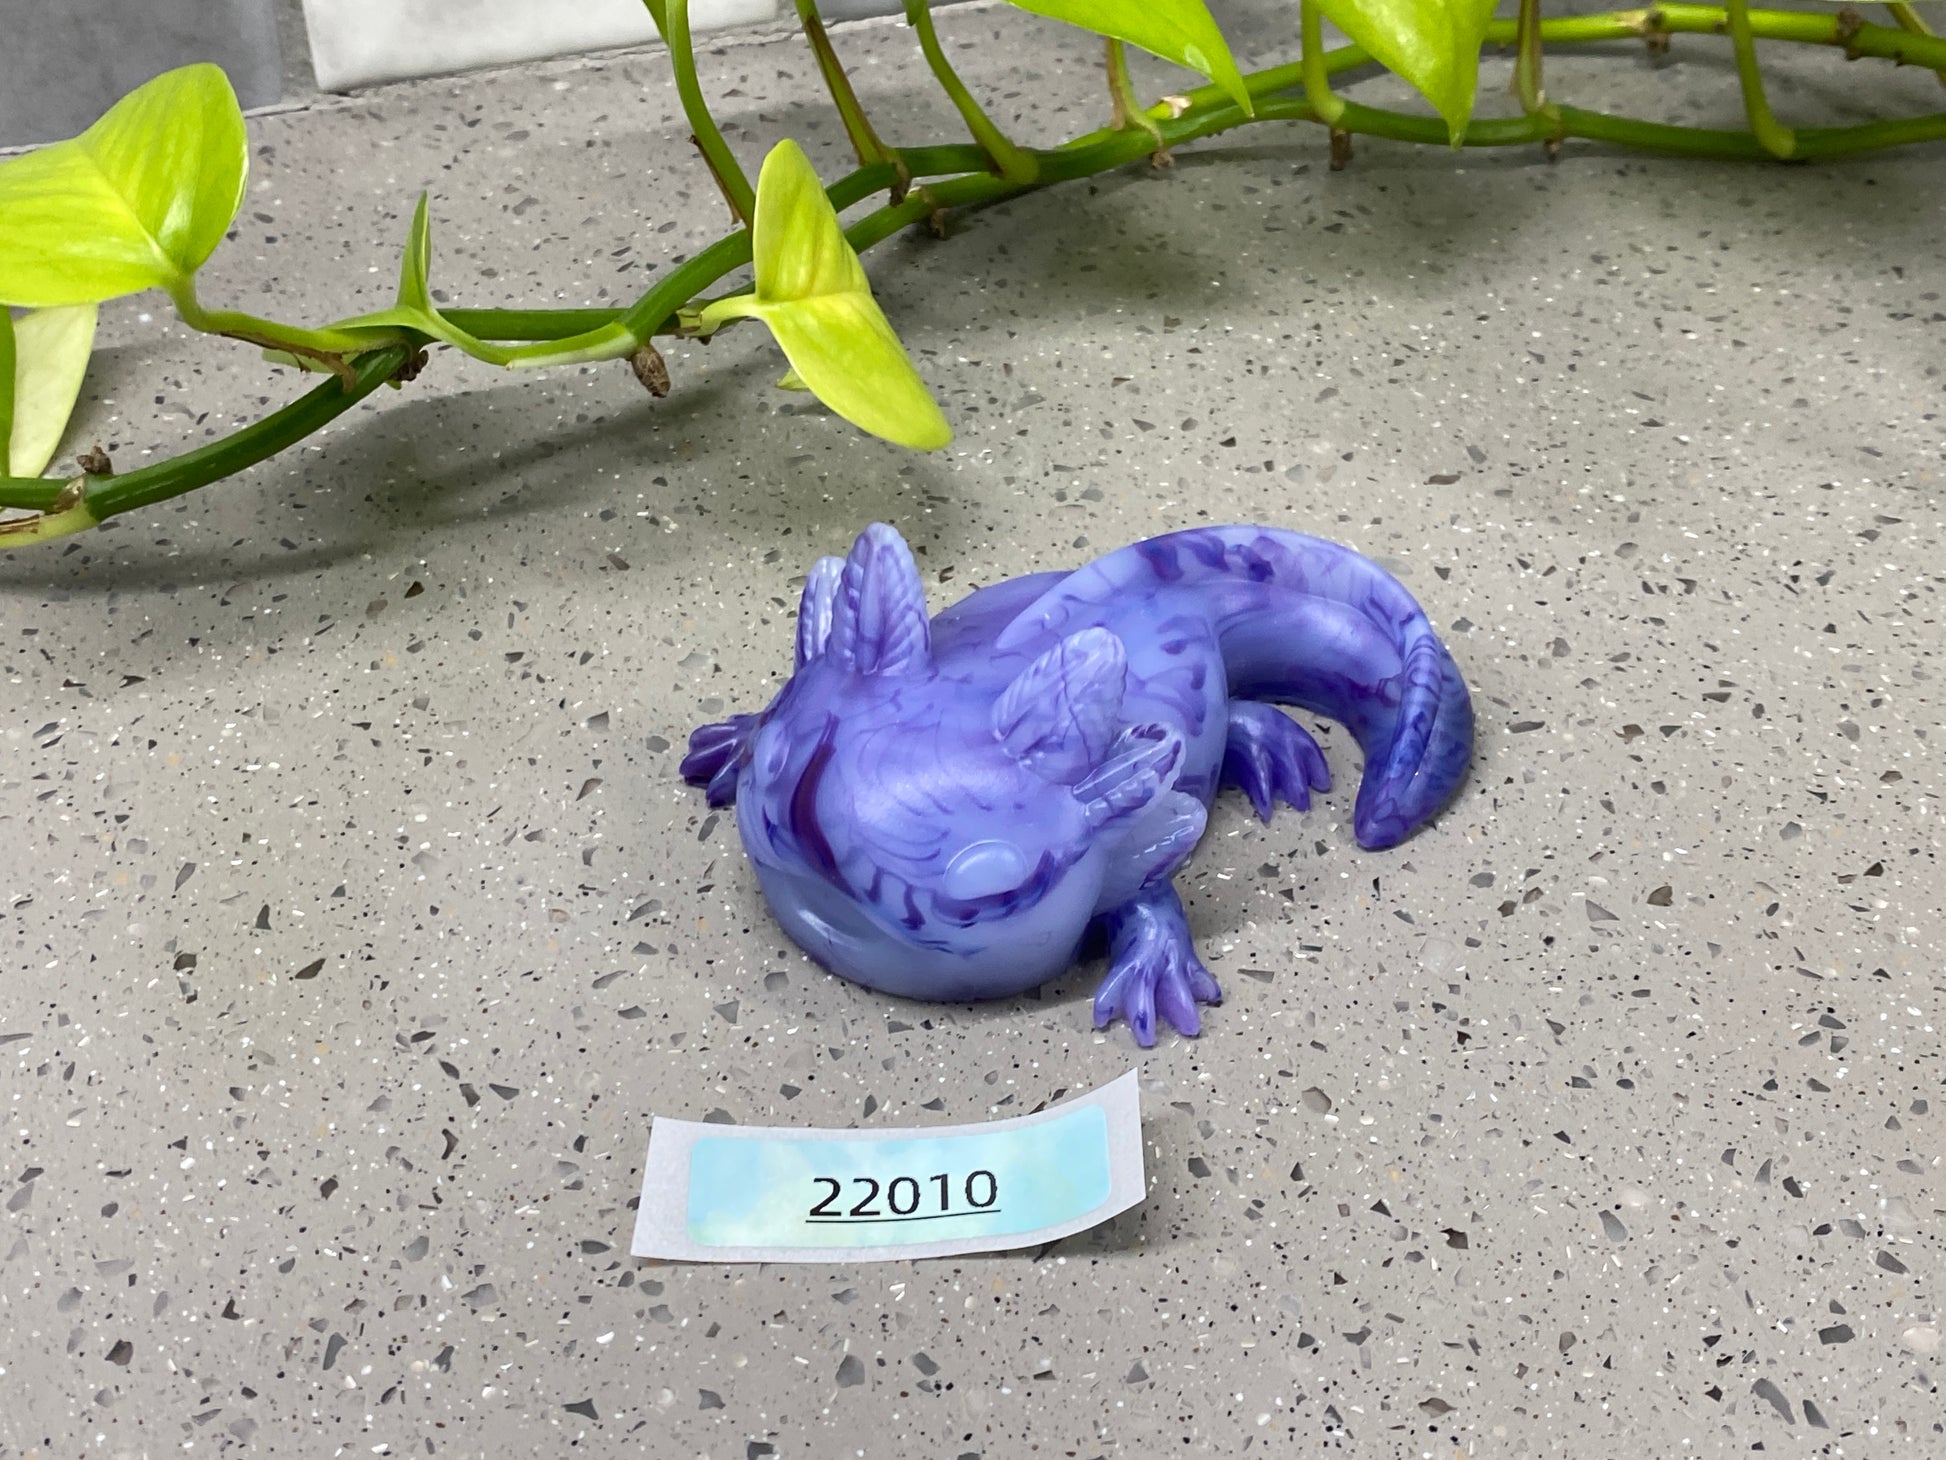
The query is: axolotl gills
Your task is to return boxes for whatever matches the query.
[683,524,1473,1046]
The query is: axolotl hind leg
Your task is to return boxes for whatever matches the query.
[1093,884,1223,1047]
[1221,701,1331,821]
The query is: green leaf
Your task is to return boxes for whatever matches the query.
[325,195,518,365]
[1310,0,1497,139]
[1006,0,1253,115]
[0,64,248,307]
[5,305,98,477]
[394,192,439,317]
[697,140,950,451]
[321,196,638,372]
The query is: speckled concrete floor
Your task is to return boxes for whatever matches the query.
[3,5,1943,1457]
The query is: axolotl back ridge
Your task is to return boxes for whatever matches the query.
[683,523,1473,1045]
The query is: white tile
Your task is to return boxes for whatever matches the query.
[302,0,780,90]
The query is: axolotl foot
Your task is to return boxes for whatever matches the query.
[680,713,759,807]
[1092,884,1223,1047]
[1221,701,1331,821]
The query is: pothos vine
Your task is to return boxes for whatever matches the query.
[0,0,1941,551]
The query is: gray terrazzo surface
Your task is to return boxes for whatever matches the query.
[3,4,1942,1456]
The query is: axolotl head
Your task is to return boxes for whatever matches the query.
[728,525,1191,1004]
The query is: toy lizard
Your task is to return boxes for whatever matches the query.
[682,524,1473,1045]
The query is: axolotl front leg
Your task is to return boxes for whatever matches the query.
[1093,885,1223,1046]
[1087,784,1219,1047]
[1089,704,1330,1044]
[680,713,758,807]
[680,556,849,809]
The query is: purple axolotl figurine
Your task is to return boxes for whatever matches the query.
[682,524,1472,1045]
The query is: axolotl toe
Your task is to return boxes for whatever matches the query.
[683,523,1473,1045]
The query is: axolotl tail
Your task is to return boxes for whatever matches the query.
[994,525,1473,850]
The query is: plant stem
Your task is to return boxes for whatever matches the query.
[1886,2,1946,85]
[1105,39,1169,161]
[795,0,907,187]
[1624,3,1946,66]
[168,277,396,383]
[1515,0,1565,149]
[0,347,410,536]
[0,476,93,545]
[1515,0,1542,112]
[1726,0,1796,157]
[1300,2,1347,125]
[0,475,67,513]
[430,232,763,371]
[902,0,1038,183]
[642,0,756,224]
[428,148,990,356]
[440,308,625,341]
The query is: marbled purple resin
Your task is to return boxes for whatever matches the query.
[683,524,1473,1044]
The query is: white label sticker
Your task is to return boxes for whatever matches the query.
[630,1072,1146,1263]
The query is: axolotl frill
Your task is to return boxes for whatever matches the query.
[683,523,1473,1045]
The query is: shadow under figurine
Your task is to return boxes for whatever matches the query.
[683,524,1473,1046]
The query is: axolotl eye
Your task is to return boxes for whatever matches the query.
[943,839,1031,900]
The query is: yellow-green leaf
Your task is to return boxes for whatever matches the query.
[0,314,12,474]
[1311,0,1497,140]
[324,195,516,365]
[0,64,248,307]
[698,140,949,451]
[319,196,637,372]
[4,305,98,477]
[1006,0,1252,115]
[395,192,438,315]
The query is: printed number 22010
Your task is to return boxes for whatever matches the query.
[807,1171,999,1224]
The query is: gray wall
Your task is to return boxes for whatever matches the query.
[0,0,285,147]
